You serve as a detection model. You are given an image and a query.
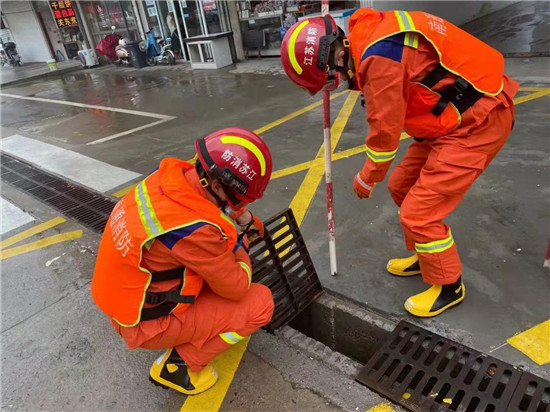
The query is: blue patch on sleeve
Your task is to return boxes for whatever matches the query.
[158,222,209,250]
[360,33,405,63]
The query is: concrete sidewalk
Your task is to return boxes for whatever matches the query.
[0,60,82,88]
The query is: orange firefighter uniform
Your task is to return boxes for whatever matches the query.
[348,9,519,286]
[92,158,274,372]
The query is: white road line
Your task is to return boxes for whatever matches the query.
[489,342,508,353]
[0,92,175,120]
[0,197,35,235]
[1,135,141,193]
[0,92,176,145]
[87,118,170,145]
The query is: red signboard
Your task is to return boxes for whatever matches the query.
[50,1,78,28]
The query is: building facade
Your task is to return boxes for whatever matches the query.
[0,1,513,64]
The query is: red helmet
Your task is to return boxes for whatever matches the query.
[281,15,343,95]
[195,127,272,207]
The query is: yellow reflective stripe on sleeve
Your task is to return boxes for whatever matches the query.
[135,180,163,236]
[288,20,309,75]
[366,146,398,163]
[239,261,252,285]
[415,231,455,254]
[220,135,266,176]
[403,11,415,30]
[395,11,415,31]
[404,33,418,48]
[220,331,246,345]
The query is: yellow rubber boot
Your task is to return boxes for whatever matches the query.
[387,254,421,277]
[404,276,465,317]
[149,348,218,395]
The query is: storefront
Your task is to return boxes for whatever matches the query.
[236,1,356,56]
[79,1,140,47]
[135,0,233,61]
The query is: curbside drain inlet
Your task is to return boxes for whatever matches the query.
[2,153,549,411]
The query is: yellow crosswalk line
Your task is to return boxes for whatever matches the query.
[0,230,83,260]
[507,320,550,365]
[0,217,66,250]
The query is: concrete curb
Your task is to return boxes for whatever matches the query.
[0,64,83,88]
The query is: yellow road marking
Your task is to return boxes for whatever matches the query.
[366,403,396,412]
[253,90,349,135]
[0,230,83,260]
[512,88,550,105]
[518,87,550,92]
[0,217,66,250]
[290,91,359,226]
[507,320,550,365]
[112,183,138,198]
[180,336,250,412]
[272,132,408,181]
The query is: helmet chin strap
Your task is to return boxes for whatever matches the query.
[329,36,355,89]
[196,162,228,210]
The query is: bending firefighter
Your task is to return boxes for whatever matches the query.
[91,128,274,394]
[281,9,518,317]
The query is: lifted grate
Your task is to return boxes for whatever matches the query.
[1,153,116,233]
[249,208,324,333]
[356,321,526,412]
[507,372,550,412]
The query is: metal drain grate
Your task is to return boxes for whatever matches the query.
[249,208,324,333]
[1,153,116,233]
[356,321,524,412]
[507,372,550,412]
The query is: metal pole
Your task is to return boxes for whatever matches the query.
[321,0,337,276]
[323,90,337,276]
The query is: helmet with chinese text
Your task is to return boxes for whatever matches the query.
[195,127,273,207]
[281,15,342,95]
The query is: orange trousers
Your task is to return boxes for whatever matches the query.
[113,284,274,371]
[387,101,514,285]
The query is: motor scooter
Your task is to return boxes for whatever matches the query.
[146,31,176,66]
[0,41,22,67]
[115,37,131,66]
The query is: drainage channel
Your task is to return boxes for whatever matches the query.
[2,153,549,412]
[1,153,115,233]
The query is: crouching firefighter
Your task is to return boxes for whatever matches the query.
[280,9,518,317]
[91,127,274,395]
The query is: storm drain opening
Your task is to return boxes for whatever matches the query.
[508,372,550,412]
[249,208,324,333]
[1,155,323,332]
[356,321,528,412]
[1,153,117,233]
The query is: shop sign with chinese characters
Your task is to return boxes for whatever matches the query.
[50,1,78,28]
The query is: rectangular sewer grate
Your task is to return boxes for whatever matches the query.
[507,372,550,412]
[356,321,527,412]
[1,153,117,233]
[1,155,323,331]
[248,208,324,333]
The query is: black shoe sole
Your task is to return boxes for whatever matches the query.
[149,376,169,390]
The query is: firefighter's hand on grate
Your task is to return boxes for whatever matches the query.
[237,211,265,241]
